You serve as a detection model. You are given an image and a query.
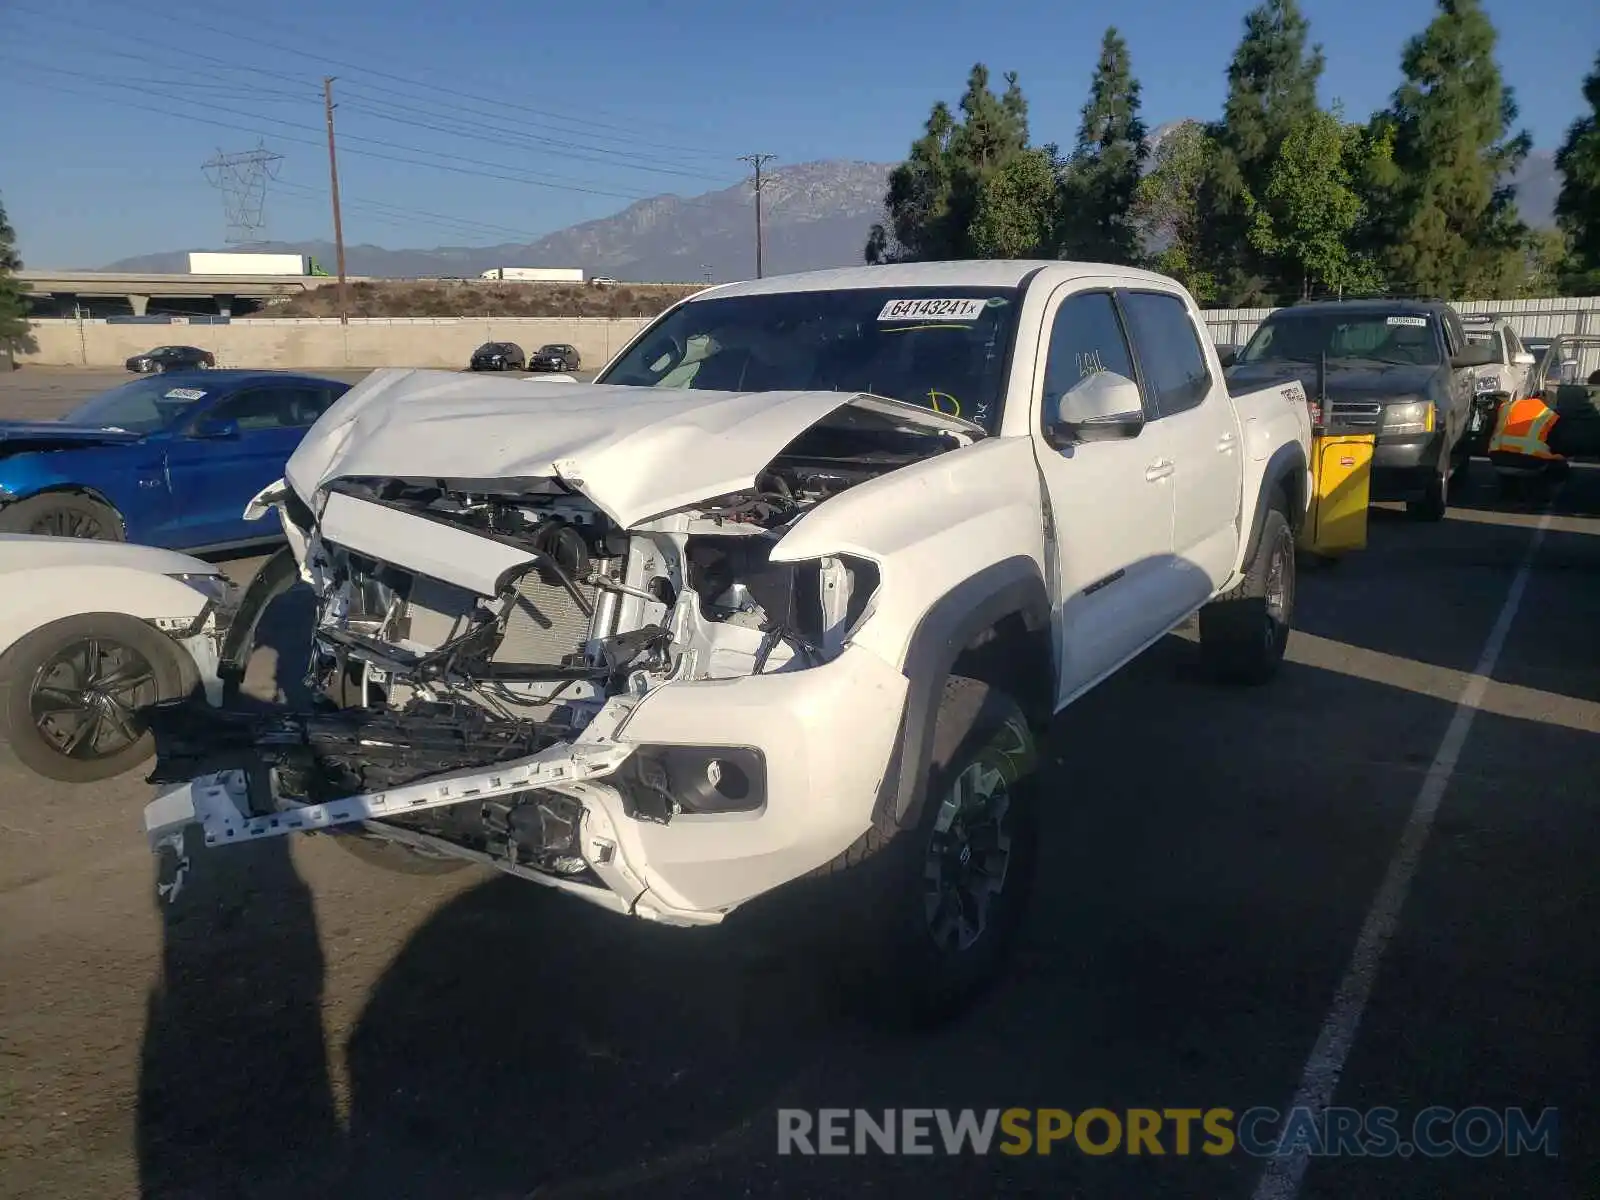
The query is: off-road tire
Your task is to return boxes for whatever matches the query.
[820,676,1040,1027]
[0,493,123,541]
[0,613,190,783]
[1198,503,1295,685]
[1407,467,1448,521]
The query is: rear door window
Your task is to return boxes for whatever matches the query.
[1118,290,1213,418]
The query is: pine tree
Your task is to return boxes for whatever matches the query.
[866,65,1035,262]
[1197,0,1326,303]
[1371,0,1531,297]
[1057,27,1148,264]
[0,194,27,351]
[1553,51,1600,294]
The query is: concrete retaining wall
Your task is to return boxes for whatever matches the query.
[17,316,655,370]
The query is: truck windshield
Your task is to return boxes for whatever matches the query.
[1239,312,1442,367]
[596,286,1023,434]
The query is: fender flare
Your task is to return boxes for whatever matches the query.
[217,544,302,685]
[868,555,1052,832]
[1241,441,1308,566]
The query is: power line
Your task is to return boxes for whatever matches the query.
[271,180,551,244]
[737,154,777,279]
[0,59,683,202]
[67,0,727,155]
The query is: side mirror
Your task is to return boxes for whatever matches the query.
[1450,343,1496,370]
[1217,347,1238,369]
[1046,371,1146,448]
[191,417,240,440]
[1512,351,1535,367]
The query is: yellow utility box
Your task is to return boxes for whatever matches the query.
[1298,432,1375,559]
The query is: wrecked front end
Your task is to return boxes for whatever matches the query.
[143,395,961,923]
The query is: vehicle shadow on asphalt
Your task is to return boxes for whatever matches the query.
[132,559,1599,1199]
[135,581,342,1199]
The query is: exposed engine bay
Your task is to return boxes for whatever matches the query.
[147,403,959,882]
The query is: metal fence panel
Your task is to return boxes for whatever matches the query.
[1201,296,1600,346]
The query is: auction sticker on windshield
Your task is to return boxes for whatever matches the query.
[1386,316,1428,327]
[164,388,207,400]
[878,298,987,322]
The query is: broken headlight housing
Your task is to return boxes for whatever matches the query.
[684,534,880,669]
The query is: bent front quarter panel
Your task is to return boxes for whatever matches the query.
[0,565,212,659]
[769,437,1050,672]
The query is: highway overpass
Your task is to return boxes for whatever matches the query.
[17,269,364,317]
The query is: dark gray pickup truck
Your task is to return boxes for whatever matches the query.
[1222,299,1494,520]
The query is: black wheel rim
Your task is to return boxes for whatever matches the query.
[922,761,1013,953]
[28,506,111,539]
[29,638,158,760]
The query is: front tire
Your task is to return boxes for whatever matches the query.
[1407,465,1448,521]
[828,677,1040,1026]
[0,493,123,541]
[0,613,190,782]
[1199,504,1295,685]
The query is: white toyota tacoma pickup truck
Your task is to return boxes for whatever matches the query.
[142,260,1312,1020]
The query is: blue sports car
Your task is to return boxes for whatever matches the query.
[0,370,353,553]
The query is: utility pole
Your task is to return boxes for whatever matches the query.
[323,76,349,323]
[737,153,776,279]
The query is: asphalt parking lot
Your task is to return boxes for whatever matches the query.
[0,367,1596,1199]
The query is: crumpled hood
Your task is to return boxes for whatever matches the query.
[0,533,217,577]
[284,368,978,528]
[1226,360,1438,401]
[0,420,142,449]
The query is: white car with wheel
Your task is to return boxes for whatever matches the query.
[0,536,238,782]
[142,260,1311,1023]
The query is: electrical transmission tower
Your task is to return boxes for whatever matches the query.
[201,143,284,244]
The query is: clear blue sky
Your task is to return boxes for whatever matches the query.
[1,0,1594,266]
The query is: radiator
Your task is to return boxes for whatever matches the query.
[492,563,600,666]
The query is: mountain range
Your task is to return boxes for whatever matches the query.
[104,149,1564,283]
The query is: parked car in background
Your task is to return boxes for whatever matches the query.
[0,534,240,782]
[1223,299,1492,519]
[1460,315,1540,454]
[469,342,525,371]
[1487,332,1600,492]
[125,346,216,374]
[0,370,352,553]
[528,343,581,372]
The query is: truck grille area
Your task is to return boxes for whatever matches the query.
[1330,401,1381,428]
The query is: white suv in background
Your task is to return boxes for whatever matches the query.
[1461,315,1539,452]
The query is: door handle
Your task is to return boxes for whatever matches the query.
[1145,458,1174,482]
[1217,432,1236,452]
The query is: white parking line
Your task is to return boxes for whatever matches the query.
[1251,510,1554,1200]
